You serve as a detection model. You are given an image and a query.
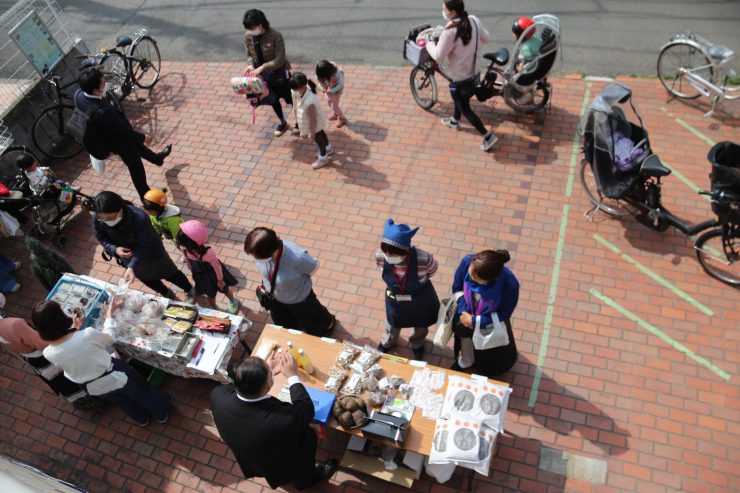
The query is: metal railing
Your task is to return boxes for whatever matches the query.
[0,0,79,117]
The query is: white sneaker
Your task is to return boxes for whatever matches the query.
[13,261,21,271]
[441,117,460,130]
[481,134,498,151]
[325,144,334,156]
[10,283,21,293]
[312,155,330,170]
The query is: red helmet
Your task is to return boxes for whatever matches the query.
[512,17,535,40]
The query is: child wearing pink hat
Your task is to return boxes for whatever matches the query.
[177,220,240,314]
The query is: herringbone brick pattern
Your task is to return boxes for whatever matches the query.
[0,62,738,493]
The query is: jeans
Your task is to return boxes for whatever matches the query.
[99,358,171,423]
[449,79,488,136]
[0,250,18,293]
[326,92,344,120]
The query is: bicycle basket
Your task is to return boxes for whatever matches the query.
[403,40,430,66]
[708,141,740,222]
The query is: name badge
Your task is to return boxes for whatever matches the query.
[396,294,412,302]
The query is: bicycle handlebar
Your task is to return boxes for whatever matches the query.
[702,189,740,203]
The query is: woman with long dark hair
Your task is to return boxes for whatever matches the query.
[426,0,497,151]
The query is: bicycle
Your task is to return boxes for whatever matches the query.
[404,15,560,114]
[657,32,739,117]
[78,28,161,99]
[579,83,740,286]
[31,71,121,160]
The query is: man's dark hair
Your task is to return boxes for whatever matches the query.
[244,227,282,259]
[242,9,270,30]
[78,68,104,94]
[94,191,126,213]
[31,300,73,341]
[15,153,36,170]
[233,356,270,398]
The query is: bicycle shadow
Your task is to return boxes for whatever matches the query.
[123,72,189,146]
[662,96,739,128]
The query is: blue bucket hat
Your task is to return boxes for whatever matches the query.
[382,218,418,251]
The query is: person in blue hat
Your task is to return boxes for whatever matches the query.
[374,219,440,360]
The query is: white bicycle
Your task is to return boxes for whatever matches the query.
[657,32,739,117]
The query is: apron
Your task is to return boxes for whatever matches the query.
[383,247,440,328]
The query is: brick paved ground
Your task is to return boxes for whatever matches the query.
[1,62,738,493]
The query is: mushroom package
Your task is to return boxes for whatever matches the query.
[441,376,512,433]
[428,417,497,474]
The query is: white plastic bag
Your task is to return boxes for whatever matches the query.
[0,210,21,237]
[433,292,463,347]
[90,154,105,175]
[472,312,509,350]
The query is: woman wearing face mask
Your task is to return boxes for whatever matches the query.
[92,191,195,301]
[242,9,295,137]
[451,249,519,376]
[425,0,497,152]
[375,219,440,360]
[244,227,335,336]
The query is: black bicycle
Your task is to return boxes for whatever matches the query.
[580,83,740,286]
[79,28,161,99]
[31,71,121,160]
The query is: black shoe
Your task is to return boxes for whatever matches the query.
[377,343,391,353]
[412,345,425,360]
[274,122,288,137]
[155,144,172,166]
[313,459,339,484]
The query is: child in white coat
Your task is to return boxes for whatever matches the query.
[290,72,333,170]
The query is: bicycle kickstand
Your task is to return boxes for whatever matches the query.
[704,95,720,118]
[583,205,599,221]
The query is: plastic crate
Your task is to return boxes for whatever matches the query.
[46,277,109,327]
[403,40,430,66]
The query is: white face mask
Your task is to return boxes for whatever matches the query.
[254,257,271,265]
[384,254,405,265]
[246,27,263,36]
[291,89,303,99]
[442,10,450,21]
[100,216,122,227]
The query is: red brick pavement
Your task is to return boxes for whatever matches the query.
[1,62,738,493]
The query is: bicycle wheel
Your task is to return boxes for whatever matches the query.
[0,145,39,184]
[657,42,714,99]
[695,227,740,286]
[503,82,550,114]
[130,36,161,89]
[32,104,84,160]
[410,66,437,110]
[100,51,130,97]
[579,159,634,216]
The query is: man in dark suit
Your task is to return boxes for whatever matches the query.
[76,68,172,199]
[211,350,338,489]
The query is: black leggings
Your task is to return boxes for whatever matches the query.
[269,84,292,123]
[121,144,163,199]
[139,270,192,297]
[314,130,329,156]
[450,79,488,136]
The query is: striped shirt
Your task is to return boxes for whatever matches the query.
[374,247,438,284]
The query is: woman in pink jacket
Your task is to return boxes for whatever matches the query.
[426,0,497,151]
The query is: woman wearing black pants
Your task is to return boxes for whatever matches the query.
[426,0,498,151]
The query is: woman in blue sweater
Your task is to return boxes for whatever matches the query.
[451,250,519,376]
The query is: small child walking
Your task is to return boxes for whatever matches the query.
[142,188,184,247]
[289,72,333,170]
[177,220,241,314]
[315,60,347,128]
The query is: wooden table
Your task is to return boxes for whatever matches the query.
[254,325,509,456]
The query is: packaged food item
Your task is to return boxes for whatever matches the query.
[332,395,368,428]
[335,342,359,367]
[362,375,379,392]
[193,314,231,332]
[429,418,486,465]
[389,375,405,389]
[324,367,348,393]
[123,291,147,312]
[441,375,512,432]
[140,299,164,320]
[164,302,198,321]
[340,372,362,395]
[163,317,192,333]
[350,345,381,373]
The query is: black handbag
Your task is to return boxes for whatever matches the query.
[255,246,282,310]
[361,411,410,444]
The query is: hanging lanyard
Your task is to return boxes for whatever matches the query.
[392,266,408,294]
[267,246,283,293]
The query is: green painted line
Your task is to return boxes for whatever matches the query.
[675,117,717,147]
[593,234,714,317]
[565,83,591,198]
[529,204,570,408]
[529,84,593,408]
[664,161,711,203]
[590,289,729,381]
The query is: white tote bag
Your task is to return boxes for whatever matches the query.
[432,292,463,347]
[0,210,22,237]
[90,154,105,176]
[472,312,510,350]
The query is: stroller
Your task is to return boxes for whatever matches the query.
[0,147,94,247]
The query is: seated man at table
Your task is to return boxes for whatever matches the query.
[210,350,338,489]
